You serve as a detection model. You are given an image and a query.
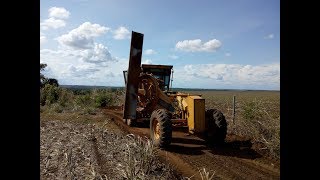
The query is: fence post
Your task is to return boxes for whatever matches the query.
[233,95,236,124]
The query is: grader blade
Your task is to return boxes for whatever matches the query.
[123,31,144,120]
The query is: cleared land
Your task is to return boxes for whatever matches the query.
[40,112,181,179]
[40,87,280,179]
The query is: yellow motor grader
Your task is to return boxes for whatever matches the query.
[122,31,227,147]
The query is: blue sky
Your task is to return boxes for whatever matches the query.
[40,0,280,90]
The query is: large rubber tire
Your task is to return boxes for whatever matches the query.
[150,109,172,148]
[205,109,227,145]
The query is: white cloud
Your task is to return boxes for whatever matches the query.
[169,55,179,59]
[113,26,130,40]
[48,7,70,19]
[40,49,127,86]
[42,43,115,64]
[175,39,222,52]
[78,43,115,63]
[41,18,66,30]
[40,32,46,45]
[225,53,231,57]
[57,22,110,49]
[142,59,153,64]
[264,34,274,39]
[144,49,157,55]
[41,7,70,30]
[42,21,115,67]
[173,63,280,90]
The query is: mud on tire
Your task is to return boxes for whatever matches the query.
[150,109,172,148]
[205,109,227,145]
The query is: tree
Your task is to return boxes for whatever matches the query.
[40,63,59,88]
[46,78,59,87]
[40,63,47,88]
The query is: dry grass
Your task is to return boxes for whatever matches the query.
[117,134,180,180]
[184,90,280,159]
[185,168,216,180]
[40,111,182,180]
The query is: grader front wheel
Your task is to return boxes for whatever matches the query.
[150,109,172,148]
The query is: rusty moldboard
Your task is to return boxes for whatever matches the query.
[123,31,144,120]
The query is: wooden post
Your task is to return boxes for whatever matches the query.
[233,95,236,124]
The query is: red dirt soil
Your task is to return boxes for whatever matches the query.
[103,107,280,180]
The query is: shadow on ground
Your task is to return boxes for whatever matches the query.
[166,137,262,159]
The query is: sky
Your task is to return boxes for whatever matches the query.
[40,0,280,90]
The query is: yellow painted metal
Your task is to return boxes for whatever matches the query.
[174,93,205,133]
[186,96,205,133]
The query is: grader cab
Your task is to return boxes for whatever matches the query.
[123,31,227,147]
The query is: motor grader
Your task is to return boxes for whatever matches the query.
[122,31,227,147]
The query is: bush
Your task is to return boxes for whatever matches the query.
[75,94,94,107]
[50,103,64,113]
[90,89,114,108]
[242,100,263,121]
[40,87,121,115]
[40,84,59,105]
[57,88,74,107]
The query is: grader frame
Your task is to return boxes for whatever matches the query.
[122,31,227,147]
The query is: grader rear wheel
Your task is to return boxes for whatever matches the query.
[150,109,172,148]
[205,109,227,145]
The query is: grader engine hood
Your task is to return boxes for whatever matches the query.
[123,31,144,119]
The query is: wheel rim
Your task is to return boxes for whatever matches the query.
[153,118,160,140]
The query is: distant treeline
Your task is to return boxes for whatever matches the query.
[60,85,279,92]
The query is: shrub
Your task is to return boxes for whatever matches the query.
[50,103,64,113]
[75,94,94,107]
[242,100,263,121]
[90,89,115,108]
[40,84,59,105]
[57,88,74,107]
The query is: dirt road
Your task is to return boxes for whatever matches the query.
[103,108,280,180]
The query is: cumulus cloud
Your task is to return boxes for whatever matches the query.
[113,26,130,40]
[57,22,110,49]
[40,32,46,45]
[48,7,70,19]
[40,49,127,86]
[264,34,274,39]
[40,7,70,30]
[43,43,115,64]
[78,43,115,63]
[144,49,157,55]
[175,39,222,52]
[169,55,179,59]
[41,7,70,30]
[173,63,280,90]
[41,18,66,30]
[41,21,115,67]
[142,59,152,64]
